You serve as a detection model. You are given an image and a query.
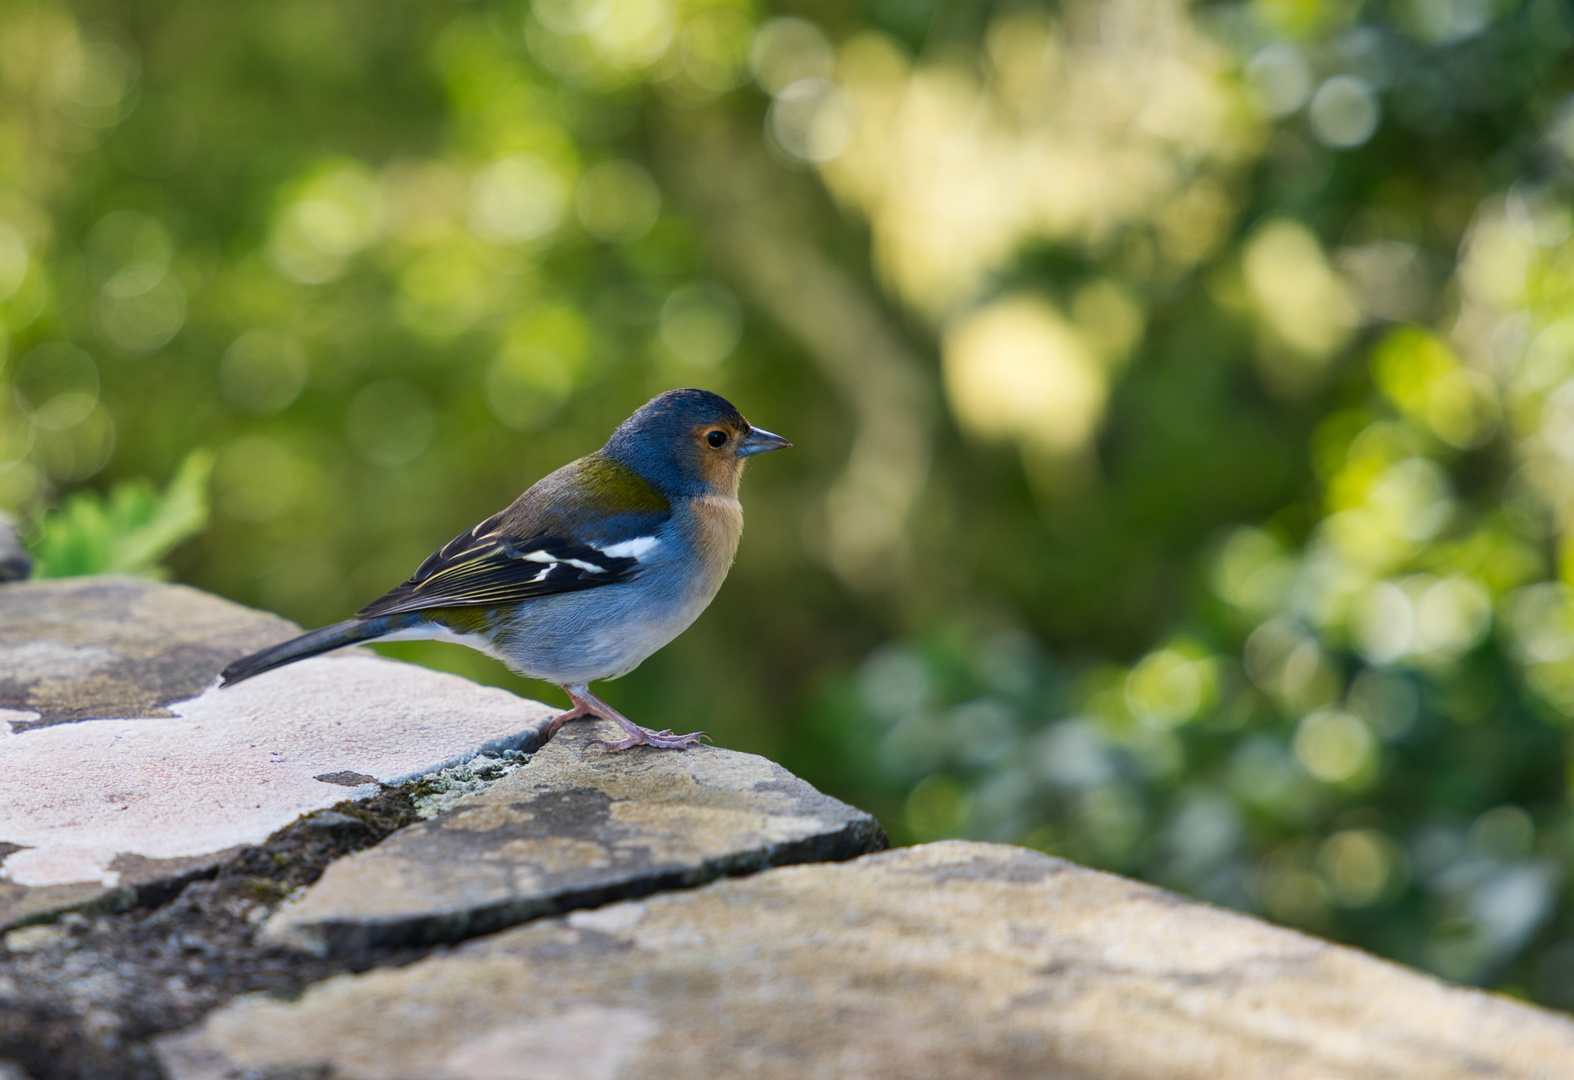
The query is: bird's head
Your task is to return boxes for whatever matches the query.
[603,388,791,497]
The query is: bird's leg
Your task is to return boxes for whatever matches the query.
[557,683,709,752]
[544,690,599,739]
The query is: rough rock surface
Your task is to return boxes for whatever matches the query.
[0,577,555,931]
[0,575,294,729]
[160,841,1574,1080]
[261,717,888,955]
[0,788,434,1080]
[14,575,1574,1080]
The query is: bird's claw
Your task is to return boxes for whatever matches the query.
[587,727,710,752]
[555,685,710,752]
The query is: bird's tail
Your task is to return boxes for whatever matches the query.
[220,615,410,687]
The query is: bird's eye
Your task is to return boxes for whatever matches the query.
[706,429,728,448]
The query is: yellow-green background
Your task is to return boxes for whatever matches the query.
[8,0,1574,1006]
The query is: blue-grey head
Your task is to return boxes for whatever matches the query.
[603,388,791,497]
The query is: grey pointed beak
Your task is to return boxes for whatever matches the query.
[738,426,792,456]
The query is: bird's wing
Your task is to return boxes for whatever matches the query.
[355,515,656,617]
[357,454,671,619]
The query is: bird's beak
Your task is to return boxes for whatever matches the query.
[738,426,792,456]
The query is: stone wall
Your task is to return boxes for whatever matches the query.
[3,578,1572,1079]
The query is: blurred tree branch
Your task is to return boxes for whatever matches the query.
[661,112,934,594]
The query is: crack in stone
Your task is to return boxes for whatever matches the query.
[2,580,893,1080]
[281,785,888,956]
[0,783,435,1080]
[1,731,889,1078]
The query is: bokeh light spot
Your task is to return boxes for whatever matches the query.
[345,380,434,468]
[0,221,28,302]
[216,435,307,523]
[270,164,385,283]
[576,160,660,243]
[1308,75,1380,148]
[677,9,753,94]
[943,294,1107,458]
[470,155,570,245]
[1246,45,1312,118]
[768,77,855,164]
[750,17,834,95]
[486,346,573,431]
[1243,219,1359,361]
[96,274,185,355]
[658,282,741,370]
[1318,829,1401,906]
[1126,646,1216,729]
[32,402,114,482]
[221,329,309,415]
[1294,707,1375,784]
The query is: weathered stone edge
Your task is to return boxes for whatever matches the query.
[0,512,28,583]
[279,809,889,958]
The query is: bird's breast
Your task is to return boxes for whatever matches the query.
[686,494,744,600]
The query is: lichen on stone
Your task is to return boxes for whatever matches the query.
[410,749,533,820]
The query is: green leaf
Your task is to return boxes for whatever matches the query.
[28,450,214,580]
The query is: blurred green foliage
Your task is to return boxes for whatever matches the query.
[7,0,1574,1009]
[27,448,210,578]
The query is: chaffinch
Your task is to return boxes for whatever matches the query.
[220,388,790,751]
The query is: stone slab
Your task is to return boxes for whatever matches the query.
[0,576,295,729]
[0,577,555,929]
[160,841,1574,1080]
[260,717,888,956]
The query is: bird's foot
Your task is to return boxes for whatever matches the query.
[555,684,708,752]
[587,726,710,752]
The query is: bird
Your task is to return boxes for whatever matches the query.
[219,388,790,751]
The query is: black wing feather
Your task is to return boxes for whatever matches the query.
[356,518,642,619]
